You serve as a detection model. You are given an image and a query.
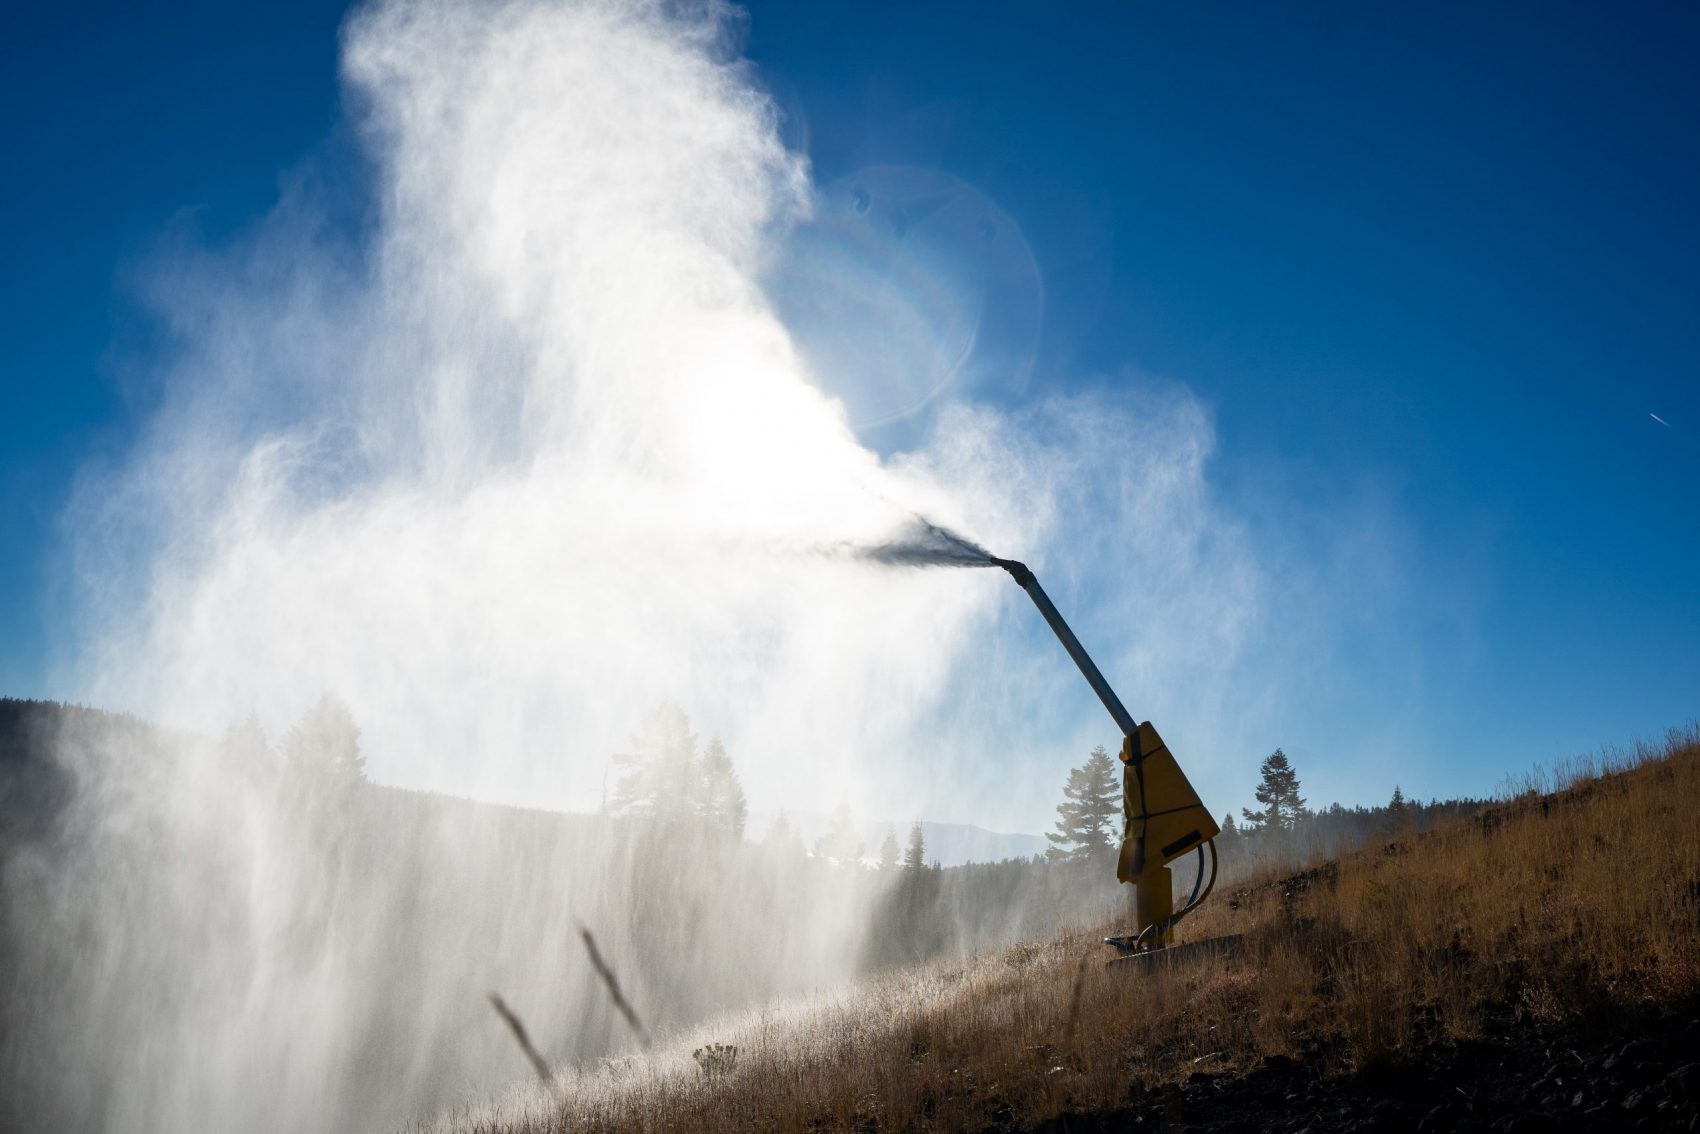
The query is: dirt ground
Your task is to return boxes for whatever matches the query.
[1029,996,1700,1134]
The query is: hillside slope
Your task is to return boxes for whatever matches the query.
[454,725,1700,1133]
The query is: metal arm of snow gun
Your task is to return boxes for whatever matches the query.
[989,557,1221,953]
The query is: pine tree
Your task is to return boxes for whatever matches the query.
[699,735,747,839]
[1220,812,1238,839]
[282,693,364,788]
[610,701,700,823]
[1385,784,1409,833]
[866,821,943,969]
[1045,745,1122,863]
[877,829,900,871]
[903,822,926,872]
[1241,748,1306,832]
[815,800,864,864]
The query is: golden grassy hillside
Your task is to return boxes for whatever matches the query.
[444,725,1700,1134]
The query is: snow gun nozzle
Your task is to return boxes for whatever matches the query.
[989,557,1035,587]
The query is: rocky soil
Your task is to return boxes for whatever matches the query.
[1032,999,1700,1133]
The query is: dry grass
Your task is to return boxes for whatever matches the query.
[440,725,1700,1133]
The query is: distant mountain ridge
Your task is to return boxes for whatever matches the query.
[746,808,1048,867]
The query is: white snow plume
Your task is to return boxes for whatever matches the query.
[76,0,1003,812]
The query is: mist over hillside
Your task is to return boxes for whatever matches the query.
[0,699,1122,1131]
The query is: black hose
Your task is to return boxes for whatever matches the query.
[1132,839,1218,952]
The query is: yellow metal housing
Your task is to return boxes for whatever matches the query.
[1112,722,1220,948]
[1116,721,1221,883]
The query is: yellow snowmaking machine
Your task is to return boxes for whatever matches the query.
[989,557,1221,954]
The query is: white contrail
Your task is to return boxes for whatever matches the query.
[1650,412,1673,429]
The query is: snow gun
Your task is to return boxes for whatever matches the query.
[990,557,1222,954]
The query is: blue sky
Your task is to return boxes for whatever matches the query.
[3,1,1696,810]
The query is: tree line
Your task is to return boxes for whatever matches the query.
[236,693,1492,887]
[609,703,1494,892]
[1041,741,1492,879]
[606,701,746,840]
